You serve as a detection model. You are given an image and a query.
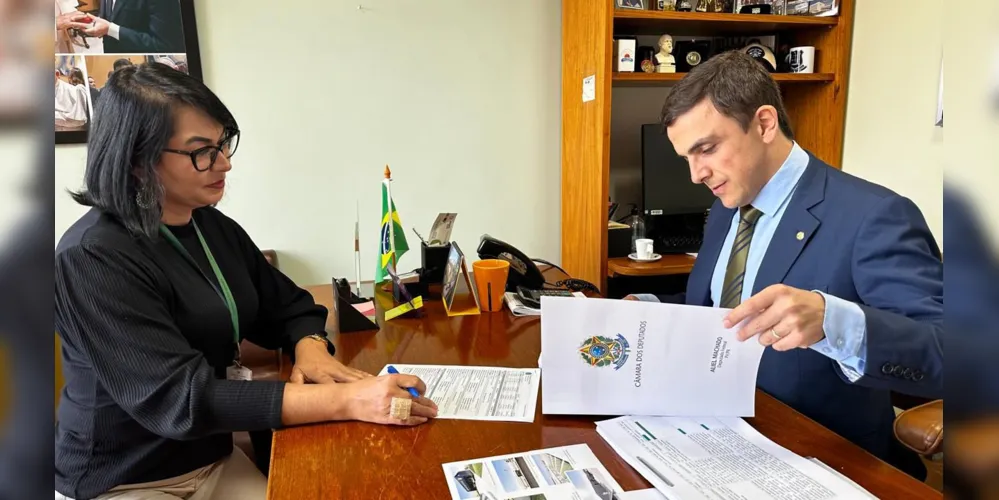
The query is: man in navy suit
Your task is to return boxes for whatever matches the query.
[630,51,943,479]
[83,0,185,54]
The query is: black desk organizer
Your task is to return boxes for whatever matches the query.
[332,278,379,333]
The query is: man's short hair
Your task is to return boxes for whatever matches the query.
[112,58,135,72]
[660,50,794,140]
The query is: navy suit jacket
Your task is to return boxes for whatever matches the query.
[662,154,943,465]
[100,0,185,54]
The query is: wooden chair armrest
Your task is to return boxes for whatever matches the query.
[893,399,943,456]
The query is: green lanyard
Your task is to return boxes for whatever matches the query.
[159,220,240,359]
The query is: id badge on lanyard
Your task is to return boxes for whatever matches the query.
[160,220,250,381]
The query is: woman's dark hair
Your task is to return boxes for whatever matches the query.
[660,50,794,140]
[70,62,238,238]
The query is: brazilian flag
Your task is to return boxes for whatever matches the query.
[375,182,409,283]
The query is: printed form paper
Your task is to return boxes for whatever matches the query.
[379,364,539,422]
[596,416,877,500]
[442,444,625,500]
[540,297,765,417]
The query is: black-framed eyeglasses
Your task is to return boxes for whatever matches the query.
[162,130,240,172]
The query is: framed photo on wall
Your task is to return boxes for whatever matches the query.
[55,0,203,145]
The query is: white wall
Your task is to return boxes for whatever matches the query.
[54,0,563,286]
[941,0,999,249]
[841,0,944,246]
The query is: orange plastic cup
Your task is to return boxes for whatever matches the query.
[473,259,510,312]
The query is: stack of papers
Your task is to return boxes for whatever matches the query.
[504,292,585,316]
[595,415,878,499]
[505,292,541,316]
[442,444,626,500]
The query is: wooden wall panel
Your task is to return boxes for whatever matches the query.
[561,0,614,291]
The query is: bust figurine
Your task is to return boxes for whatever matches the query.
[655,34,676,73]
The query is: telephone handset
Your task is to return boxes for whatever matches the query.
[476,234,545,292]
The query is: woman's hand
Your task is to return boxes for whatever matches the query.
[290,338,372,384]
[57,11,91,31]
[341,374,439,426]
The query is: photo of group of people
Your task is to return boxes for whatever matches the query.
[54,0,195,140]
[55,54,188,133]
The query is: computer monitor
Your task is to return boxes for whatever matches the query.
[641,123,716,216]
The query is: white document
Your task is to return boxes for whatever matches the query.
[807,458,878,499]
[583,75,596,102]
[379,364,539,422]
[622,488,667,499]
[540,297,764,417]
[596,416,877,500]
[442,444,625,500]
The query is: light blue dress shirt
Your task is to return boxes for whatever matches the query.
[636,142,867,381]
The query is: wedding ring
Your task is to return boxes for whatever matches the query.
[770,328,783,340]
[389,397,412,420]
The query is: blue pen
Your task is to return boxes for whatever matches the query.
[386,365,421,398]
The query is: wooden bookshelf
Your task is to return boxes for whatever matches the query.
[613,71,835,85]
[561,1,856,292]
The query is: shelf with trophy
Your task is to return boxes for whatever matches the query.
[613,32,827,85]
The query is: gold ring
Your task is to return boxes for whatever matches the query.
[389,397,412,420]
[770,328,782,340]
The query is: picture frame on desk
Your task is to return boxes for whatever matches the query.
[55,0,204,145]
[442,243,481,317]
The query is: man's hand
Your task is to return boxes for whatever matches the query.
[290,337,372,384]
[83,16,111,38]
[622,295,639,301]
[723,284,826,351]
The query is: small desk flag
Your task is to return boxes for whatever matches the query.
[376,166,409,283]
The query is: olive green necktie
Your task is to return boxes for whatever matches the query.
[720,206,763,308]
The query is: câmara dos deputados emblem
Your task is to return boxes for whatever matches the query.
[578,334,631,370]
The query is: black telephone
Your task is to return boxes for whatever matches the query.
[476,234,545,292]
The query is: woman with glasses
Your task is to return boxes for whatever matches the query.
[54,63,438,500]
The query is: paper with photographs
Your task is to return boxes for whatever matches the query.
[442,444,625,500]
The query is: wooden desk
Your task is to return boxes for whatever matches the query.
[267,284,938,499]
[607,254,696,277]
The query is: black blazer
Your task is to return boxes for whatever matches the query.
[100,0,185,54]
